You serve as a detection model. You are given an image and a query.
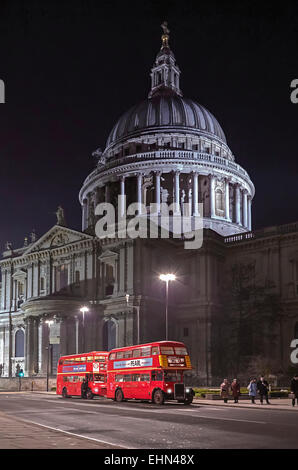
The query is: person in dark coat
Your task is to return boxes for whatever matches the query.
[290,374,298,407]
[257,376,270,404]
[81,376,89,399]
[231,378,241,403]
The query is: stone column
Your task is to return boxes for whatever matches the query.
[119,176,126,218]
[210,175,216,218]
[82,199,88,231]
[235,184,241,225]
[137,173,142,214]
[40,318,49,375]
[174,170,181,214]
[192,172,199,216]
[32,317,39,374]
[248,196,252,231]
[243,190,248,229]
[225,178,230,220]
[25,316,34,376]
[155,171,161,214]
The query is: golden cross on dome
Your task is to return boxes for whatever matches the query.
[161,21,170,35]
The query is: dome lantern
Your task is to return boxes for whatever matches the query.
[148,21,182,99]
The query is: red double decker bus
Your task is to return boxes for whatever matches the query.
[106,341,194,405]
[56,351,108,399]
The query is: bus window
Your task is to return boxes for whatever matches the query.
[164,371,182,382]
[88,374,93,382]
[140,347,151,357]
[109,353,116,360]
[160,347,174,355]
[140,373,150,382]
[175,347,188,356]
[123,350,133,358]
[94,356,107,362]
[124,374,132,382]
[132,349,141,358]
[132,374,141,381]
[116,374,124,382]
[63,376,68,382]
[116,351,124,359]
[59,359,64,365]
[151,346,159,355]
[94,374,105,382]
[87,356,94,362]
[151,370,163,381]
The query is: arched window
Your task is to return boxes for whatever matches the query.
[215,189,224,212]
[15,330,24,357]
[103,319,117,351]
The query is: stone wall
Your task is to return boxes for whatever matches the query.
[0,377,57,391]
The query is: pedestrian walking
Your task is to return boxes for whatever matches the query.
[257,376,270,404]
[290,374,298,407]
[220,378,230,403]
[247,378,257,404]
[81,376,89,399]
[231,378,241,403]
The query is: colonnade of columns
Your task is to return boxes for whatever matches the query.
[83,171,252,231]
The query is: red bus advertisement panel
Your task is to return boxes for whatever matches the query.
[56,351,108,399]
[107,341,194,405]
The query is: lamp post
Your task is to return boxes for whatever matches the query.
[45,320,53,392]
[125,294,140,344]
[80,306,89,352]
[159,274,176,341]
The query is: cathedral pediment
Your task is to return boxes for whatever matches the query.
[23,225,94,255]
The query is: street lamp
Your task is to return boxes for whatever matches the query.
[45,320,54,392]
[80,306,89,351]
[125,294,140,344]
[159,274,176,341]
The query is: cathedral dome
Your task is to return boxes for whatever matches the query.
[106,94,227,150]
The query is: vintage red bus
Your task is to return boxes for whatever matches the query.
[56,351,108,399]
[106,341,194,405]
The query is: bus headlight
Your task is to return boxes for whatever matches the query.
[186,388,190,393]
[94,388,99,393]
[167,388,172,394]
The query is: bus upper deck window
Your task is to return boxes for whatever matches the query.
[151,347,159,355]
[141,347,151,357]
[132,349,141,358]
[160,347,174,355]
[175,347,188,356]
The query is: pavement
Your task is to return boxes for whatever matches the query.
[193,397,298,411]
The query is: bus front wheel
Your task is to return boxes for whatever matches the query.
[184,397,193,405]
[115,389,124,402]
[152,389,164,405]
[86,388,94,400]
[62,387,69,399]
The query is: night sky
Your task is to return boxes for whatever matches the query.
[0,0,297,252]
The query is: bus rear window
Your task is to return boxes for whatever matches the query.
[109,353,116,360]
[160,347,174,355]
[94,356,107,362]
[175,347,188,356]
